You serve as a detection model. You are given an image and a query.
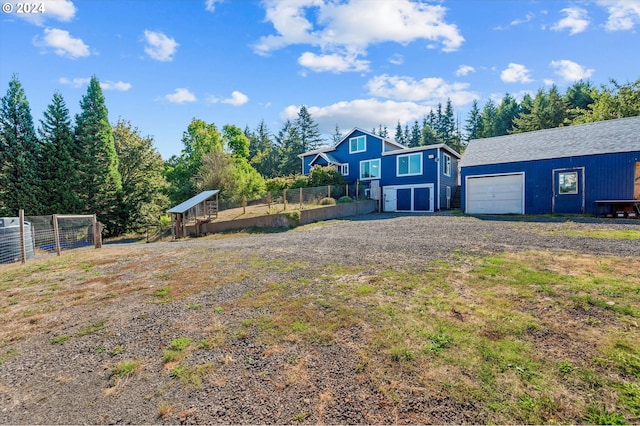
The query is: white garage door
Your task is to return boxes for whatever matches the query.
[466,174,524,214]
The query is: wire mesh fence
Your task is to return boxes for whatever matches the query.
[0,212,99,265]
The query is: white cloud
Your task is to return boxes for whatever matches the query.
[100,81,132,91]
[58,77,90,88]
[59,77,132,91]
[223,91,249,106]
[7,0,76,25]
[501,63,533,83]
[366,74,477,106]
[254,0,463,72]
[143,30,179,62]
[280,98,435,136]
[164,88,196,104]
[597,0,640,31]
[298,51,370,73]
[494,12,535,30]
[551,7,590,35]
[455,65,475,77]
[388,54,404,65]
[205,0,223,12]
[35,28,89,58]
[550,59,594,81]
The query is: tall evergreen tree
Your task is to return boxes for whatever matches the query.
[495,93,520,136]
[564,80,596,124]
[464,100,483,142]
[408,120,421,147]
[576,78,640,122]
[247,120,278,178]
[394,121,406,145]
[441,99,456,145]
[113,119,168,234]
[331,124,342,145]
[0,75,41,215]
[38,92,81,214]
[295,105,323,151]
[480,99,499,138]
[275,120,303,176]
[512,86,566,133]
[74,76,122,236]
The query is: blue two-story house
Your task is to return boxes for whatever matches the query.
[299,128,461,213]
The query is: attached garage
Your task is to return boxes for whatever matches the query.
[465,173,524,214]
[383,184,434,213]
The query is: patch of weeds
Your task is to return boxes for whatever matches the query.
[213,307,224,314]
[94,346,106,353]
[112,360,140,378]
[110,345,127,356]
[186,303,202,310]
[154,286,170,298]
[0,348,19,365]
[616,382,640,416]
[355,284,376,296]
[77,319,107,337]
[426,333,454,353]
[197,339,212,349]
[163,337,193,363]
[389,344,416,362]
[50,335,70,345]
[584,404,626,425]
[291,320,308,333]
[169,362,214,388]
[292,412,310,422]
[158,402,175,419]
[557,360,574,374]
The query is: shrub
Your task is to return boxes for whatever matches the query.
[309,166,346,186]
[265,177,290,193]
[319,197,336,206]
[337,196,353,204]
[290,176,309,189]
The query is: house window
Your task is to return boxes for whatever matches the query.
[349,136,366,153]
[443,153,452,176]
[558,172,578,194]
[397,153,422,176]
[360,159,380,180]
[339,163,349,176]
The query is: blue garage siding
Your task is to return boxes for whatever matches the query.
[461,151,640,215]
[439,150,459,210]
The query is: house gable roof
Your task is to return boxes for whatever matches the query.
[381,143,462,159]
[309,152,342,166]
[334,127,406,152]
[460,116,640,168]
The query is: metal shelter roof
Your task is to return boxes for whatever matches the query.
[167,190,219,214]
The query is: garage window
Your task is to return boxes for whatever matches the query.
[558,172,578,194]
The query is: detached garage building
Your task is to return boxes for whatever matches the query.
[460,116,640,216]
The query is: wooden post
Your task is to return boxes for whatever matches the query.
[92,214,101,249]
[356,182,359,216]
[53,214,61,256]
[346,183,349,199]
[267,191,271,212]
[299,187,303,209]
[328,185,331,199]
[19,209,26,264]
[283,189,287,211]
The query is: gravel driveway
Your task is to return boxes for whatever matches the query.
[0,213,638,425]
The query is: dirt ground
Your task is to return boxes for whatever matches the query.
[0,213,639,424]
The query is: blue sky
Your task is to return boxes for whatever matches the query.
[1,0,639,159]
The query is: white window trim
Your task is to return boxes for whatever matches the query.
[443,153,452,177]
[396,153,423,177]
[359,159,381,180]
[349,136,366,154]
[339,163,349,176]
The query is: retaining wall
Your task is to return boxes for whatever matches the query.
[191,200,377,235]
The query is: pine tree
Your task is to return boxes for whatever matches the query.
[464,100,483,142]
[74,76,122,236]
[275,120,303,176]
[394,121,406,145]
[247,120,278,178]
[38,92,81,214]
[441,99,456,145]
[295,105,323,151]
[409,120,421,147]
[495,93,520,136]
[331,124,342,145]
[0,75,42,215]
[480,99,499,137]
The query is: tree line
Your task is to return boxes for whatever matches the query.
[1,75,638,237]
